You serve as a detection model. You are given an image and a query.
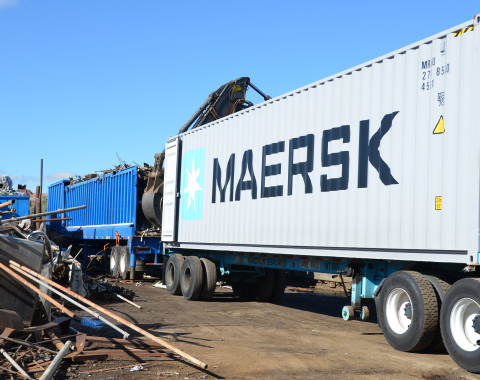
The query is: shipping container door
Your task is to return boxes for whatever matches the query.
[162,137,181,242]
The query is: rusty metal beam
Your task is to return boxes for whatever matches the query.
[0,200,15,209]
[0,261,76,319]
[9,260,208,369]
[31,218,72,222]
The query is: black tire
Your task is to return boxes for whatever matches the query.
[180,256,204,301]
[255,269,275,302]
[165,254,184,296]
[110,247,120,276]
[377,271,438,352]
[424,274,452,351]
[269,269,286,303]
[119,246,131,280]
[200,258,217,300]
[440,278,480,373]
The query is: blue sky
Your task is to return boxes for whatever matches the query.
[1,1,479,192]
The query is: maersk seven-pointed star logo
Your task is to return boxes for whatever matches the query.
[184,157,202,210]
[180,147,205,220]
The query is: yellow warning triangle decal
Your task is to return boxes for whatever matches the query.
[433,116,445,134]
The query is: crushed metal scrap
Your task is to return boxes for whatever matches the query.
[0,203,207,378]
[67,162,152,187]
[0,318,174,379]
[82,274,136,301]
[0,175,26,196]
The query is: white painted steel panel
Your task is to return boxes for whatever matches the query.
[165,17,480,264]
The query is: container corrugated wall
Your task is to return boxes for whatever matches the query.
[165,19,480,265]
[46,180,68,233]
[47,166,138,229]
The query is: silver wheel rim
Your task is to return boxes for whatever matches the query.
[450,298,480,352]
[386,288,412,334]
[167,263,175,287]
[110,251,116,272]
[120,252,126,274]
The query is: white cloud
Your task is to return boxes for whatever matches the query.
[0,0,18,9]
[46,172,75,180]
[9,174,38,184]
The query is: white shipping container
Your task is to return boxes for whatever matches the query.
[163,18,480,265]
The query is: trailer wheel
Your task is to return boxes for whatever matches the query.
[440,278,480,373]
[255,269,274,302]
[200,258,217,300]
[110,247,120,277]
[377,271,438,352]
[269,269,286,303]
[119,247,131,279]
[424,274,452,351]
[165,254,184,296]
[180,256,204,301]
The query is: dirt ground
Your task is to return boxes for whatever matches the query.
[68,281,480,380]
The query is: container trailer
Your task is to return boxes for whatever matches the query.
[160,14,480,373]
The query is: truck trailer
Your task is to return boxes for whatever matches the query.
[47,165,163,279]
[160,14,480,373]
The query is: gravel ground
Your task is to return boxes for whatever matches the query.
[65,281,480,380]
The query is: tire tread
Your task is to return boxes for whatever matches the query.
[200,258,217,300]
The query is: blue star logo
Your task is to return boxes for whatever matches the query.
[180,148,205,220]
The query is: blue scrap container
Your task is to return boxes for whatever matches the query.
[0,194,30,219]
[46,165,162,279]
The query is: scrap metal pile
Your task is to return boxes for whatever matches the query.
[0,317,177,379]
[0,203,207,378]
[0,175,22,196]
[67,163,153,187]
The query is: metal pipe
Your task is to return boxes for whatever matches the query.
[9,260,208,369]
[0,199,15,209]
[248,82,272,101]
[35,186,41,230]
[40,159,43,215]
[31,218,72,222]
[0,335,58,354]
[0,205,86,224]
[0,348,33,379]
[38,340,72,380]
[179,96,212,133]
[0,261,75,319]
[7,263,129,339]
[33,333,79,345]
[116,294,142,309]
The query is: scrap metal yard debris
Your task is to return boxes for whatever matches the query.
[0,317,175,379]
[0,201,207,378]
